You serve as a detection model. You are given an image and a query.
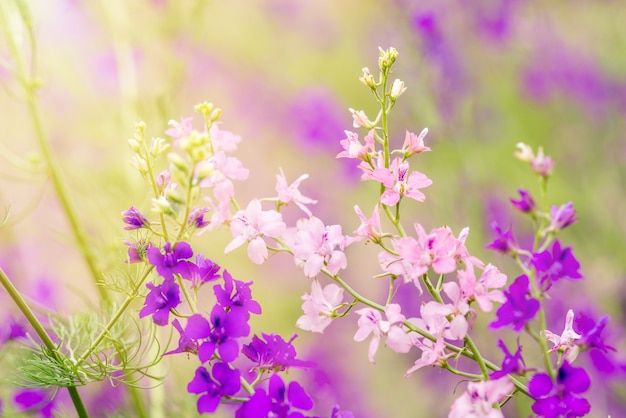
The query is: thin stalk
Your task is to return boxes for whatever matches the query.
[0,267,89,418]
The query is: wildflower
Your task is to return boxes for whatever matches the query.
[292,216,348,278]
[188,207,210,229]
[389,78,407,99]
[235,374,313,418]
[457,264,507,313]
[336,130,375,160]
[13,388,56,418]
[490,339,526,379]
[543,309,582,361]
[225,199,286,264]
[164,318,198,356]
[532,240,582,289]
[370,157,432,206]
[139,278,181,326]
[242,333,314,372]
[296,279,345,333]
[186,307,250,363]
[547,202,577,232]
[401,128,430,157]
[440,282,470,340]
[147,241,194,280]
[121,206,149,230]
[165,117,193,139]
[124,239,153,263]
[209,124,242,153]
[213,270,262,319]
[449,376,514,418]
[354,304,414,363]
[485,222,519,255]
[405,336,449,376]
[186,254,221,288]
[490,275,540,332]
[274,168,317,216]
[529,362,591,418]
[349,108,374,128]
[510,189,536,213]
[351,204,383,243]
[187,363,241,414]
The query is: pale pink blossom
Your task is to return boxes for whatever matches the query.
[209,124,242,153]
[370,157,432,206]
[273,168,317,216]
[401,128,430,157]
[349,108,374,128]
[351,204,383,243]
[336,130,375,160]
[296,279,345,333]
[224,199,286,264]
[354,304,414,363]
[165,117,193,139]
[292,217,348,278]
[441,282,470,340]
[457,264,507,312]
[449,377,514,418]
[404,335,448,376]
[543,309,581,361]
[379,236,429,294]
[199,151,249,205]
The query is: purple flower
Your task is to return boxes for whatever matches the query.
[529,361,591,417]
[510,189,536,213]
[188,207,210,229]
[490,339,526,379]
[123,239,153,263]
[235,374,313,418]
[242,333,314,373]
[13,388,55,418]
[576,313,615,353]
[187,362,241,414]
[548,202,577,232]
[121,206,149,230]
[164,318,199,356]
[186,308,250,363]
[138,278,181,326]
[532,240,582,289]
[0,316,26,345]
[485,222,519,255]
[187,254,221,288]
[214,270,261,318]
[147,241,193,280]
[490,275,540,332]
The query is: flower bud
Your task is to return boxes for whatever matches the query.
[359,67,376,89]
[349,108,373,128]
[378,47,398,72]
[514,143,534,162]
[389,79,407,100]
[128,138,141,153]
[150,137,169,156]
[194,101,214,117]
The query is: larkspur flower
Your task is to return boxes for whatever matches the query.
[532,240,582,289]
[575,313,615,354]
[147,241,194,280]
[124,239,153,263]
[457,264,507,313]
[449,377,514,418]
[225,199,286,264]
[274,168,317,216]
[405,335,449,376]
[188,207,210,229]
[490,275,540,332]
[370,157,432,206]
[401,128,430,157]
[0,316,26,345]
[353,304,415,363]
[336,129,375,160]
[529,362,591,418]
[209,124,242,153]
[296,279,345,333]
[348,108,374,128]
[440,282,470,340]
[164,318,198,356]
[213,270,262,319]
[351,203,383,243]
[13,388,56,418]
[485,222,519,255]
[186,307,250,363]
[292,216,348,278]
[121,206,149,230]
[186,254,221,288]
[543,309,582,361]
[510,188,536,213]
[165,116,193,139]
[547,202,577,232]
[490,339,526,379]
[187,362,241,414]
[139,278,181,326]
[235,374,313,418]
[242,333,313,372]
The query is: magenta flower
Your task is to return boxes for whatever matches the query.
[370,157,432,206]
[241,333,313,373]
[490,339,526,379]
[485,222,519,255]
[510,188,536,213]
[186,254,221,288]
[147,241,194,280]
[548,202,577,232]
[235,374,313,418]
[353,304,415,363]
[213,270,262,319]
[13,388,56,418]
[292,216,347,278]
[187,362,241,414]
[273,168,317,216]
[405,335,449,376]
[186,307,250,363]
[164,318,199,356]
[532,240,582,289]
[296,279,345,333]
[122,206,149,230]
[449,377,514,418]
[139,278,181,326]
[529,362,591,418]
[490,275,540,332]
[187,207,210,229]
[225,199,286,264]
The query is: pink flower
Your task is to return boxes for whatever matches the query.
[370,157,432,206]
[457,264,507,312]
[351,204,383,243]
[274,168,317,216]
[404,335,448,376]
[449,377,514,418]
[441,282,470,340]
[292,217,348,278]
[209,124,242,153]
[349,108,374,128]
[225,200,286,264]
[401,128,431,157]
[354,304,415,363]
[543,309,582,362]
[295,279,345,333]
[165,117,193,139]
[336,130,375,160]
[379,236,429,294]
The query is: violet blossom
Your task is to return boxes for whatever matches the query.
[138,278,181,326]
[187,362,241,414]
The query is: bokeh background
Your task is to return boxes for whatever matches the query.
[1,0,626,416]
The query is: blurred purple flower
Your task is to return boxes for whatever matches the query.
[13,388,56,418]
[485,222,519,255]
[548,202,577,232]
[472,0,525,43]
[188,362,241,414]
[121,206,149,230]
[164,318,199,356]
[510,189,536,214]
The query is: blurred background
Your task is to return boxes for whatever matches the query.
[1,0,625,416]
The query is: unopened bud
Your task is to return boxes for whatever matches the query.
[389,79,407,100]
[359,67,376,89]
[378,47,398,72]
[128,138,141,153]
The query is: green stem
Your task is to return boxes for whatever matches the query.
[0,267,89,418]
